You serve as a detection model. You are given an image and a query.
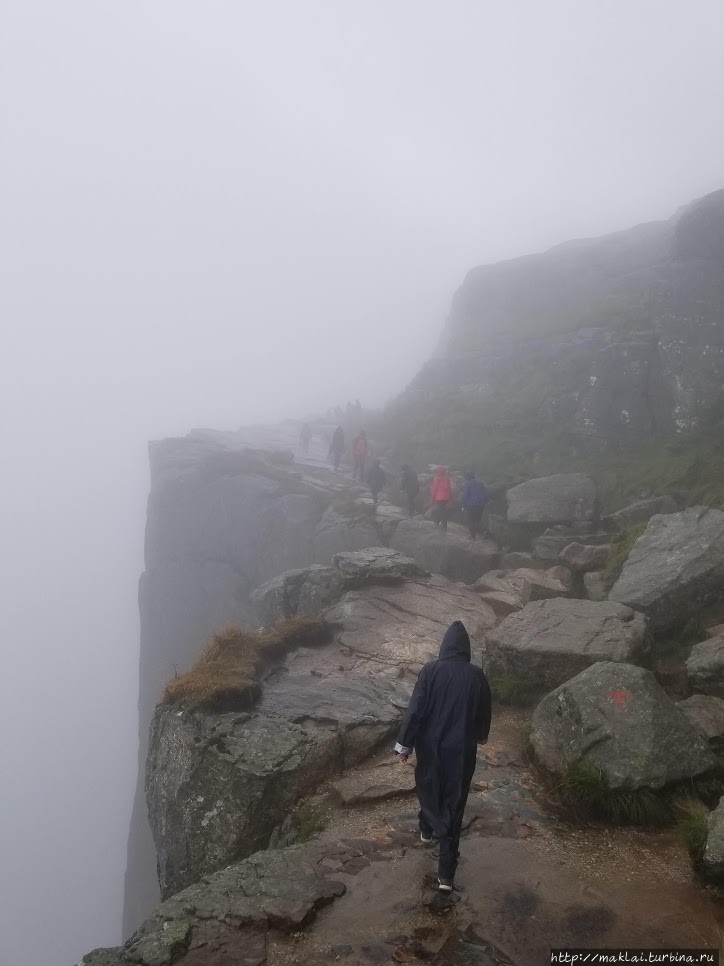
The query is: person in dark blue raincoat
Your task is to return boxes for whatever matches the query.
[394,620,492,891]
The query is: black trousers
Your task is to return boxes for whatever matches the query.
[466,506,484,539]
[405,491,417,517]
[418,773,474,880]
[432,500,448,528]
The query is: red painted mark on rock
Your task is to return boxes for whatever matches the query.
[609,689,630,705]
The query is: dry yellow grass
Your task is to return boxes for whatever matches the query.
[162,616,331,713]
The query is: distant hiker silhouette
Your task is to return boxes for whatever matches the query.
[430,466,453,530]
[367,459,386,506]
[400,465,420,518]
[461,471,488,540]
[352,430,369,482]
[395,620,492,893]
[329,426,345,471]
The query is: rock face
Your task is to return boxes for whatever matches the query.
[388,190,724,457]
[331,761,416,806]
[250,548,426,625]
[609,507,724,631]
[677,694,724,744]
[147,674,406,899]
[584,571,608,602]
[605,495,678,531]
[505,567,572,601]
[389,519,499,583]
[486,599,650,695]
[704,798,724,879]
[311,507,381,563]
[506,474,597,525]
[531,662,718,789]
[686,636,724,696]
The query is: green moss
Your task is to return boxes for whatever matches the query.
[555,759,669,825]
[288,801,329,843]
[489,675,537,706]
[602,522,647,591]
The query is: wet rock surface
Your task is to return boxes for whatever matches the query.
[531,661,719,789]
[604,495,678,531]
[704,796,724,880]
[486,599,650,696]
[687,635,724,696]
[559,542,610,573]
[609,507,724,631]
[389,519,499,583]
[677,694,724,744]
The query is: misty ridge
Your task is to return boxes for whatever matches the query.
[3,4,724,966]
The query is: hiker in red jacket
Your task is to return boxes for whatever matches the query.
[352,430,369,482]
[430,466,453,530]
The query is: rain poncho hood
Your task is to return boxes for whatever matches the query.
[438,620,471,662]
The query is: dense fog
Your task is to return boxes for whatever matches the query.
[2,2,724,965]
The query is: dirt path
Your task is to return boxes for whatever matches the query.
[266,709,724,966]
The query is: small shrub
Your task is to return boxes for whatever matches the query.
[162,616,331,713]
[676,798,710,861]
[602,522,648,590]
[555,758,669,825]
[489,675,537,706]
[288,801,329,843]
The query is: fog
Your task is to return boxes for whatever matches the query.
[2,2,724,964]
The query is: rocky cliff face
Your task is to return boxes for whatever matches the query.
[386,190,724,462]
[123,434,349,933]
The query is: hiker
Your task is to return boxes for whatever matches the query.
[395,620,491,894]
[299,423,312,455]
[329,425,345,471]
[352,430,369,482]
[367,459,387,506]
[461,471,488,540]
[430,465,453,530]
[400,465,420,518]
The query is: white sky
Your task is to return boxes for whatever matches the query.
[2,3,724,964]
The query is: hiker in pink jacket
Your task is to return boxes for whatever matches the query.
[430,466,453,530]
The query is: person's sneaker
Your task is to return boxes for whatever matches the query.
[438,877,454,892]
[420,831,433,844]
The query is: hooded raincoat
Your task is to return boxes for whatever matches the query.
[395,621,491,879]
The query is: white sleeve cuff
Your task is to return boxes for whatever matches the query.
[394,742,412,755]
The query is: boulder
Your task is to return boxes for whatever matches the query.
[501,551,546,570]
[686,636,724,696]
[331,761,416,805]
[677,694,724,744]
[486,598,650,695]
[584,571,608,602]
[531,662,718,789]
[609,507,724,631]
[704,798,724,879]
[332,547,426,583]
[605,495,678,531]
[389,519,499,583]
[478,590,526,618]
[547,565,575,592]
[311,506,381,564]
[506,474,597,525]
[251,565,344,625]
[147,673,406,899]
[533,530,612,561]
[559,542,611,573]
[505,567,571,601]
[475,572,531,603]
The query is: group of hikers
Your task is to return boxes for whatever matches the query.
[318,424,489,540]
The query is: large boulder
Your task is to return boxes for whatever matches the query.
[609,507,724,631]
[505,567,572,601]
[677,694,724,745]
[147,673,407,899]
[332,547,426,583]
[605,495,678,531]
[686,635,724,696]
[389,519,499,583]
[704,798,724,879]
[531,662,718,789]
[533,530,611,561]
[506,474,597,525]
[559,542,610,573]
[486,598,650,695]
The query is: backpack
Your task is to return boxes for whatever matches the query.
[466,480,487,507]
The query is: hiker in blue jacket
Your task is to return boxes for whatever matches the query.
[394,621,492,893]
[461,471,488,540]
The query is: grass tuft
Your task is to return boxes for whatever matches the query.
[489,675,538,706]
[555,758,669,825]
[162,616,331,713]
[675,797,710,862]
